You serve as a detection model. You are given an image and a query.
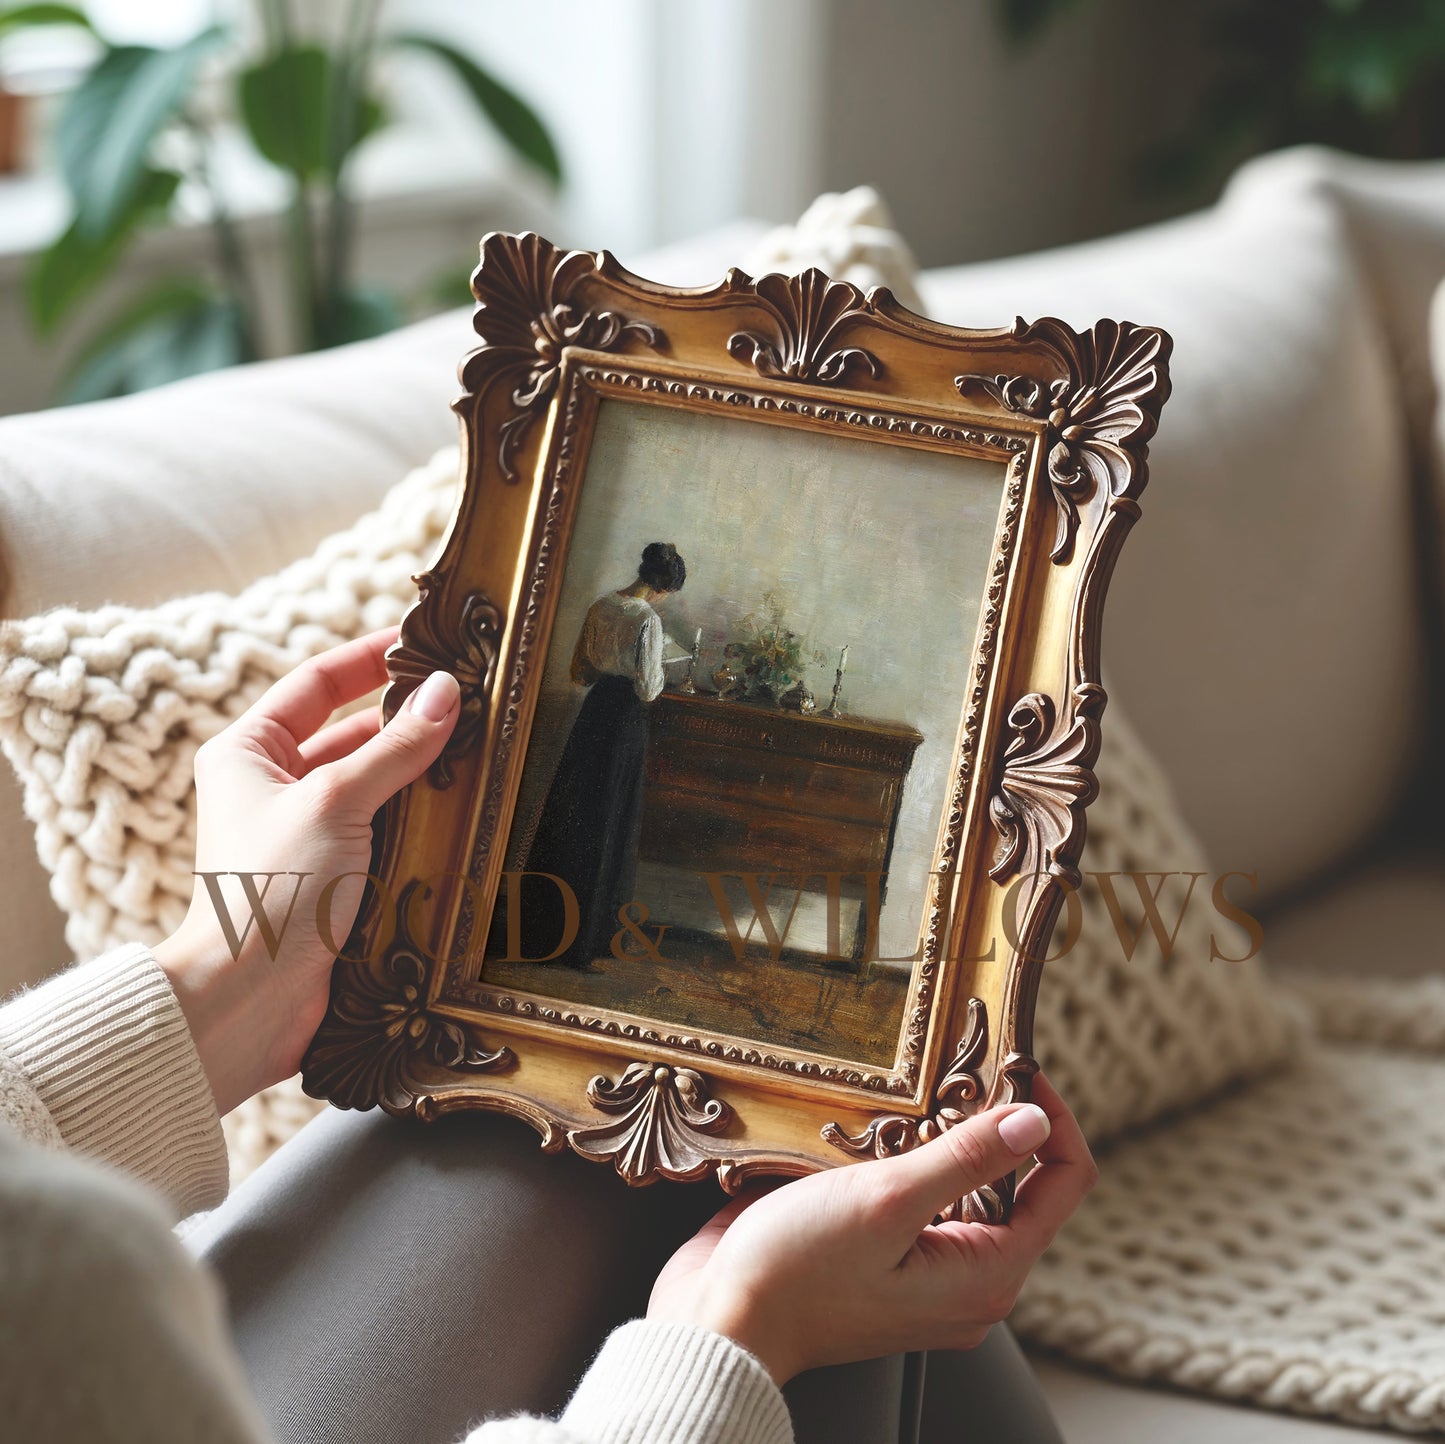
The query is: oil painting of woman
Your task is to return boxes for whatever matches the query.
[517,541,687,966]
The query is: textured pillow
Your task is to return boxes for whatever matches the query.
[737,188,1300,1140]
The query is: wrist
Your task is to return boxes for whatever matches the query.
[649,1287,797,1387]
[152,922,286,1115]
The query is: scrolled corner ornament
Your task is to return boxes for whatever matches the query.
[388,576,504,789]
[568,1061,733,1185]
[464,232,665,483]
[821,999,1004,1222]
[988,685,1104,888]
[301,884,512,1112]
[955,317,1170,564]
[727,268,883,385]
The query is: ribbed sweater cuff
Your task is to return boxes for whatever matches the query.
[559,1320,793,1444]
[0,943,228,1217]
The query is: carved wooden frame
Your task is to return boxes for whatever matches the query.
[302,231,1171,1219]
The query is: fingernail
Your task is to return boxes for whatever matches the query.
[997,1104,1050,1155]
[409,671,459,722]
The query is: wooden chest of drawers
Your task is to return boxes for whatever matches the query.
[639,691,924,958]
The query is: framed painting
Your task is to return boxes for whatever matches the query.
[302,231,1171,1222]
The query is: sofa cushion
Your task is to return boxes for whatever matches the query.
[1267,849,1445,985]
[919,165,1422,904]
[1234,147,1445,468]
[0,314,463,621]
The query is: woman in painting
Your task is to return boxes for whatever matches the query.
[519,540,687,967]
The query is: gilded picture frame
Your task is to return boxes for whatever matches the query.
[301,230,1172,1222]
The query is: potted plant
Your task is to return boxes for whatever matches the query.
[2,1,562,401]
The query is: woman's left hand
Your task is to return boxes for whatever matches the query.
[154,629,459,1115]
[648,1073,1094,1384]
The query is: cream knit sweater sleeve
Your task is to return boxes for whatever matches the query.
[0,946,794,1444]
[0,941,230,1215]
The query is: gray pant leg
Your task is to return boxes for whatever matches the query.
[918,1334,1065,1444]
[189,1106,918,1444]
[191,1107,684,1443]
[192,1107,1059,1442]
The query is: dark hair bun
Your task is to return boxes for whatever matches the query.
[638,541,686,593]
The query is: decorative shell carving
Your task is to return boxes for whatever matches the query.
[956,318,1169,563]
[988,686,1104,888]
[302,882,511,1110]
[465,231,664,483]
[388,577,503,789]
[568,1062,733,1185]
[727,268,882,384]
[821,999,1005,1222]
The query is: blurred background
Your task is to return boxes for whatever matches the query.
[2,0,1443,415]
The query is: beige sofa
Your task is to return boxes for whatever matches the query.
[2,149,1439,1440]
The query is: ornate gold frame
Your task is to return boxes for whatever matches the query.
[301,231,1171,1221]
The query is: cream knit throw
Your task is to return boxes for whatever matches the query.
[1016,1032,1445,1434]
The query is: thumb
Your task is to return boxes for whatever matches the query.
[882,1102,1051,1233]
[322,670,460,815]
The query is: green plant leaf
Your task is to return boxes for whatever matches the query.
[238,44,334,179]
[25,166,180,333]
[343,91,386,167]
[1304,8,1445,117]
[390,33,562,183]
[59,281,243,403]
[0,3,94,38]
[55,27,227,241]
[324,87,387,177]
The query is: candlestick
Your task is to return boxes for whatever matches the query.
[680,626,702,695]
[824,643,849,717]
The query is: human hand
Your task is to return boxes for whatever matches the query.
[153,629,459,1115]
[648,1074,1095,1385]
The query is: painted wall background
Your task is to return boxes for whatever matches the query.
[503,398,1006,965]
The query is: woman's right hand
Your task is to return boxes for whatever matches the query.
[647,1073,1095,1385]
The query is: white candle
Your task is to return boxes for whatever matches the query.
[838,644,849,675]
[693,626,703,650]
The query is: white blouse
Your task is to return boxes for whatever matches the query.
[570,592,666,701]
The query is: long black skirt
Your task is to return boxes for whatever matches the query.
[517,675,649,967]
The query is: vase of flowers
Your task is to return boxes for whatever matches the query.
[724,597,823,707]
